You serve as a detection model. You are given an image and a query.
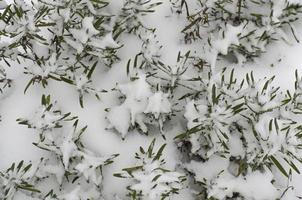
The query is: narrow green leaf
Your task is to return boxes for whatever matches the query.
[126,59,131,76]
[153,143,166,161]
[270,156,288,177]
[147,139,156,158]
[87,61,98,79]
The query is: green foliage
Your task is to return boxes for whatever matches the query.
[8,94,119,198]
[114,139,185,200]
[0,161,40,200]
[0,0,121,106]
[171,0,302,61]
[17,94,76,133]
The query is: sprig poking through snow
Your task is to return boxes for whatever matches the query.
[114,139,185,200]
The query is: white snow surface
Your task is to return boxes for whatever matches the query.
[2,0,302,199]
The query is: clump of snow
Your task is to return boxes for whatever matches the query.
[60,130,78,169]
[107,75,173,137]
[70,17,99,44]
[106,105,131,138]
[144,91,171,119]
[213,24,243,58]
[107,75,152,136]
[208,170,279,200]
[89,33,120,50]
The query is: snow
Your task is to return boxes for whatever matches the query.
[0,20,6,31]
[130,163,183,200]
[0,1,7,9]
[185,155,229,181]
[208,170,279,200]
[213,24,244,56]
[89,33,120,49]
[73,17,98,42]
[107,75,152,136]
[144,91,171,119]
[184,100,201,129]
[75,75,89,90]
[67,16,100,53]
[106,105,131,138]
[58,186,81,200]
[1,0,302,199]
[42,163,65,185]
[60,130,77,169]
[74,149,112,185]
[66,16,119,54]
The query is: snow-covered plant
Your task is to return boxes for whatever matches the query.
[58,62,105,108]
[108,34,302,197]
[14,94,119,198]
[114,0,163,36]
[0,0,120,106]
[0,0,119,60]
[114,139,185,200]
[114,1,164,65]
[107,74,173,138]
[107,50,206,139]
[0,65,12,97]
[171,0,302,63]
[174,67,245,158]
[0,0,164,109]
[0,161,40,200]
[1,0,302,199]
[23,53,67,92]
[174,67,302,199]
[17,94,76,133]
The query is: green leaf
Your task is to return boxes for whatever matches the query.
[153,143,166,161]
[139,146,145,154]
[24,78,34,94]
[122,166,143,176]
[181,17,201,33]
[60,76,74,85]
[261,76,275,94]
[113,173,125,178]
[147,139,156,158]
[181,0,190,16]
[2,5,12,21]
[232,103,245,113]
[174,125,204,140]
[22,164,32,173]
[87,61,98,79]
[212,84,218,105]
[79,95,84,108]
[283,158,300,174]
[17,184,41,193]
[16,160,24,172]
[270,156,288,177]
[126,59,131,76]
[152,174,161,182]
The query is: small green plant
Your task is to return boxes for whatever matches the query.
[114,139,185,200]
[171,0,302,63]
[13,95,119,198]
[0,161,40,200]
